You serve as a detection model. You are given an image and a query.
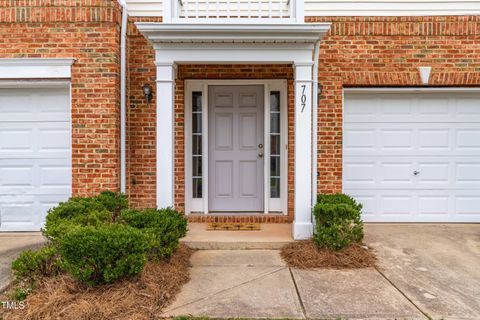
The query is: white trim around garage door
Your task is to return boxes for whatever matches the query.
[0,58,75,79]
[185,79,288,215]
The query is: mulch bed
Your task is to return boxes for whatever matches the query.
[281,240,377,269]
[2,244,193,320]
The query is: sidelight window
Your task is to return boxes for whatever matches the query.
[192,91,203,198]
[270,91,281,198]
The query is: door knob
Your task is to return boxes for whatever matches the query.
[258,153,264,158]
[413,170,420,176]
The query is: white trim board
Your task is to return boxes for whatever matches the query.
[0,58,75,79]
[185,79,289,215]
[344,87,480,94]
[304,0,480,16]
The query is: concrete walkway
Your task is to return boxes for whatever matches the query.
[164,224,480,320]
[0,232,46,293]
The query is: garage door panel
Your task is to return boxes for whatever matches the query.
[456,130,480,151]
[456,163,480,184]
[344,91,480,222]
[0,159,71,195]
[380,162,415,184]
[345,123,480,157]
[0,122,70,159]
[0,88,70,122]
[346,189,480,222]
[0,86,71,231]
[0,195,68,231]
[380,129,414,150]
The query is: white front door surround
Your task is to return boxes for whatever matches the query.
[136,22,331,239]
[185,80,289,216]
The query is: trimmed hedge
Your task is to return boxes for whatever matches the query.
[12,246,62,281]
[313,194,364,250]
[120,208,188,259]
[14,192,188,287]
[60,224,149,286]
[43,191,128,242]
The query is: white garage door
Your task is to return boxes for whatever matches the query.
[343,90,480,222]
[0,85,71,231]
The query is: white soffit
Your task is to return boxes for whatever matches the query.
[0,58,75,79]
[304,0,480,16]
[135,23,332,43]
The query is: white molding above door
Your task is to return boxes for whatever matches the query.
[185,79,288,215]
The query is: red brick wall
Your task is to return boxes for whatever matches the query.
[0,0,122,196]
[307,16,480,194]
[127,15,479,218]
[126,17,161,208]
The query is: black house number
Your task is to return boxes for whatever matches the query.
[301,84,307,112]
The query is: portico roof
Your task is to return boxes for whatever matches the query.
[135,23,331,44]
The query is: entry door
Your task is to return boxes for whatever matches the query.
[208,85,264,212]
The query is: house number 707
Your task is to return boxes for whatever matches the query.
[301,84,307,112]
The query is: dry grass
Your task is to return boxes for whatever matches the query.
[2,244,193,320]
[281,240,377,269]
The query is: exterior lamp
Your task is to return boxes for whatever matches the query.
[143,84,153,105]
[317,83,323,95]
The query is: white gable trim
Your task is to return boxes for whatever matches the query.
[0,58,75,79]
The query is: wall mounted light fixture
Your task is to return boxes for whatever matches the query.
[317,83,323,95]
[143,84,153,105]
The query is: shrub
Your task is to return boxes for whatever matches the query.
[43,192,128,242]
[60,224,149,286]
[317,193,363,212]
[313,194,364,250]
[120,207,187,259]
[12,246,62,281]
[95,191,129,217]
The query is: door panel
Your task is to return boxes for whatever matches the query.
[0,87,71,231]
[344,91,480,222]
[208,85,264,212]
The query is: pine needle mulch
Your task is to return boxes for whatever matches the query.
[2,244,194,320]
[281,240,377,269]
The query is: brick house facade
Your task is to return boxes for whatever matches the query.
[1,0,479,235]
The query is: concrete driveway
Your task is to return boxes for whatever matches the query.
[0,232,46,293]
[164,224,480,320]
[365,224,480,320]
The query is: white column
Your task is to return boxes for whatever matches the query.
[293,62,313,240]
[163,0,173,22]
[156,62,176,208]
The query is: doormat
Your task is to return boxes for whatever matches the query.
[207,222,261,231]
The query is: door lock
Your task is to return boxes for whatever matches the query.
[258,144,263,149]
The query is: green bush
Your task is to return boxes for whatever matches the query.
[60,224,149,286]
[317,193,363,212]
[95,190,129,217]
[12,246,62,281]
[120,207,188,259]
[43,191,128,241]
[313,194,364,250]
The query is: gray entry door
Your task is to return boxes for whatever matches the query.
[208,85,264,212]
